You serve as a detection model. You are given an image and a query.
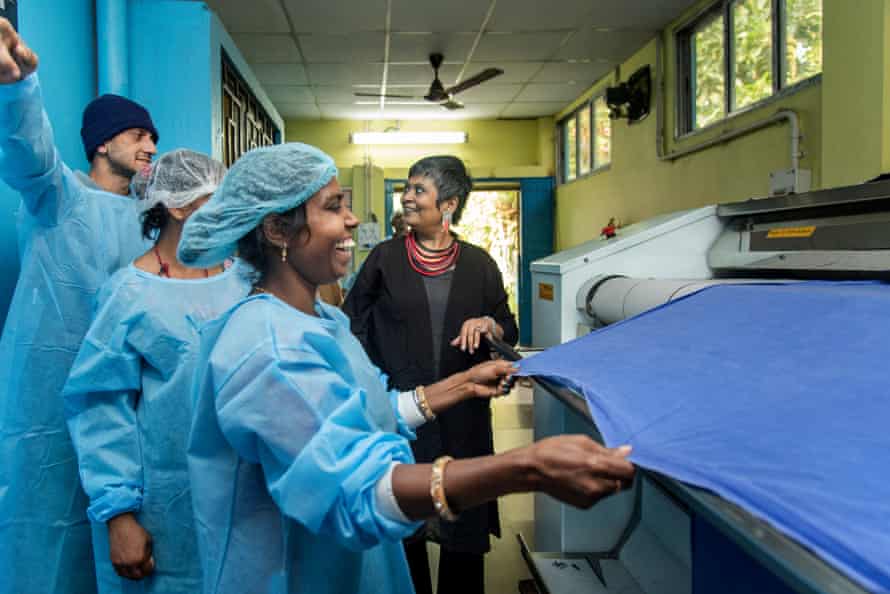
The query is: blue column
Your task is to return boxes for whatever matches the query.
[97,0,128,96]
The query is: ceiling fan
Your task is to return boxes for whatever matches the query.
[355,53,504,111]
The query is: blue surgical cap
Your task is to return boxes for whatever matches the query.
[178,143,338,268]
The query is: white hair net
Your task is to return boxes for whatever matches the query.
[178,143,337,268]
[131,149,226,214]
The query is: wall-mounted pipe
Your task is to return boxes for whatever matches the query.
[97,0,129,96]
[654,34,803,192]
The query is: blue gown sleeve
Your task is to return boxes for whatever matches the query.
[213,338,421,552]
[386,382,418,439]
[0,73,78,227]
[63,279,144,523]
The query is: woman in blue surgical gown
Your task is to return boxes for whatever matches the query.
[178,142,636,594]
[63,150,250,594]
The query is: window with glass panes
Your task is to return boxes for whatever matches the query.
[558,95,612,183]
[677,0,821,133]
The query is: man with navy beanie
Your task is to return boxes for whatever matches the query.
[0,18,156,594]
[81,93,159,195]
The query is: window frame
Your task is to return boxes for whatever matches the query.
[557,93,612,185]
[676,0,821,137]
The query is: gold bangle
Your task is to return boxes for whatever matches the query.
[414,385,435,422]
[430,455,458,521]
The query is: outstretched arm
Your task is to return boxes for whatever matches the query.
[0,17,77,226]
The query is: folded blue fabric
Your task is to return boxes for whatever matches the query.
[517,281,890,592]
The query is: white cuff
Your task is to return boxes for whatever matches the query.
[398,390,426,428]
[374,462,410,523]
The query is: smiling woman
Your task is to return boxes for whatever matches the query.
[175,143,634,594]
[344,155,520,594]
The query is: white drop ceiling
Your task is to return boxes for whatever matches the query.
[202,0,699,121]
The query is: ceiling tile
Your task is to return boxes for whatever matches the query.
[389,33,476,63]
[457,104,507,119]
[263,85,316,103]
[312,87,364,102]
[305,63,383,85]
[231,34,301,63]
[532,61,612,85]
[515,83,584,102]
[555,28,653,62]
[488,0,595,32]
[386,63,462,86]
[391,0,490,32]
[252,63,308,85]
[473,32,568,62]
[583,0,700,30]
[500,102,568,118]
[466,62,544,84]
[319,104,382,120]
[277,102,322,119]
[453,84,522,104]
[282,0,386,34]
[204,0,291,33]
[299,33,385,63]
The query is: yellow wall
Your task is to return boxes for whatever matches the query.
[821,0,888,186]
[287,117,554,243]
[285,0,888,255]
[554,0,829,250]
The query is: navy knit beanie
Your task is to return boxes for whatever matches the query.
[80,94,159,161]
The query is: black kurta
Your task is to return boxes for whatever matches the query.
[343,236,518,554]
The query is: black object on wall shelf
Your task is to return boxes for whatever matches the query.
[605,65,652,124]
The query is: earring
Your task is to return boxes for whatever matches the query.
[442,210,452,234]
[281,244,288,262]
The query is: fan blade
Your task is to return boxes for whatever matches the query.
[354,92,422,99]
[441,99,464,111]
[444,68,504,96]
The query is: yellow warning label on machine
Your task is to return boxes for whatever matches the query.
[766,226,816,239]
[538,283,554,301]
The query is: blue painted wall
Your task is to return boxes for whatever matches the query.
[0,0,96,326]
[128,0,284,159]
[0,1,282,323]
[129,1,214,154]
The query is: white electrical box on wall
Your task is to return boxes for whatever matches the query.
[770,168,812,196]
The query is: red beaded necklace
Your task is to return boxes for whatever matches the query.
[154,245,208,278]
[405,232,460,277]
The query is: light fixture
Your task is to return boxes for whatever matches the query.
[350,131,468,145]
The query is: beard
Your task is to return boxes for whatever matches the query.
[103,147,137,179]
[105,151,138,179]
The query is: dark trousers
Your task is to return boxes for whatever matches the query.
[403,539,485,594]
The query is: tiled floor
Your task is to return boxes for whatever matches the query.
[426,385,536,594]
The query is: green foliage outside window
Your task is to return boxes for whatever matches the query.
[594,96,612,167]
[785,0,822,86]
[687,0,821,131]
[565,118,577,181]
[693,14,725,129]
[579,107,592,175]
[732,0,773,110]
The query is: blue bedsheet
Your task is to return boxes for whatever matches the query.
[517,282,890,592]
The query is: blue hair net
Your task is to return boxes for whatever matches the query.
[178,143,338,268]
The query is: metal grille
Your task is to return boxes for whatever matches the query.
[221,51,278,166]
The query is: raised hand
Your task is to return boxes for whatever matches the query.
[0,18,37,84]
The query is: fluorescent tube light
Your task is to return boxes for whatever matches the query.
[350,131,468,145]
